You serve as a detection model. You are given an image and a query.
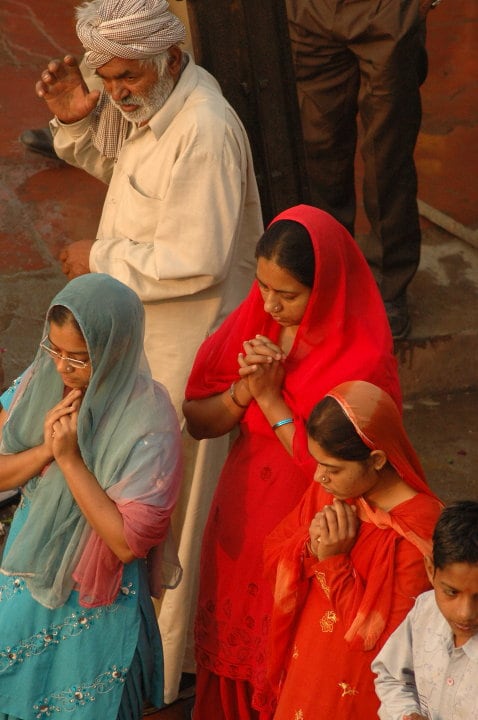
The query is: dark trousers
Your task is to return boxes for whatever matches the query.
[287,0,426,301]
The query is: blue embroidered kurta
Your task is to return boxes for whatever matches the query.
[0,494,164,719]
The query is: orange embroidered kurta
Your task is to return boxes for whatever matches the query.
[271,494,441,719]
[264,381,443,719]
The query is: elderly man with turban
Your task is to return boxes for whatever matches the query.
[35,0,263,708]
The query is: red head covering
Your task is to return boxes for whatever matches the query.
[186,205,401,425]
[328,380,438,551]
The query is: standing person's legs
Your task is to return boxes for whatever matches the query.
[354,0,424,336]
[287,0,360,235]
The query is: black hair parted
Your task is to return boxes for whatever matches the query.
[48,305,82,334]
[255,220,315,288]
[433,500,478,569]
[306,396,371,462]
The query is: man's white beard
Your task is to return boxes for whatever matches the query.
[112,72,176,124]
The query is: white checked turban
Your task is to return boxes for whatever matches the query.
[76,0,186,68]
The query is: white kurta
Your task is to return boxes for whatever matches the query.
[52,55,263,702]
[373,590,478,720]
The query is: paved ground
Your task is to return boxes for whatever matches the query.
[0,2,477,719]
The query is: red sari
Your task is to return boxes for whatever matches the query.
[264,381,443,720]
[185,206,401,718]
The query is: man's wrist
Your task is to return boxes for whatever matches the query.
[52,114,91,131]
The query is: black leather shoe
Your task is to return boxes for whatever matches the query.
[19,126,58,159]
[177,672,196,700]
[385,295,411,340]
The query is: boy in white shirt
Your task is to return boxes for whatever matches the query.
[372,500,478,720]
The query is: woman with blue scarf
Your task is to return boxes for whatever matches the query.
[0,274,182,719]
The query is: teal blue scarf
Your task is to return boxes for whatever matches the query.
[1,274,169,608]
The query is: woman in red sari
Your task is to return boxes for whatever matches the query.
[264,380,443,720]
[183,205,400,719]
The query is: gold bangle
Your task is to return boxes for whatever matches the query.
[229,381,249,409]
[306,539,319,557]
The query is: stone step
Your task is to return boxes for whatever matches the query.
[395,223,478,399]
[403,387,478,504]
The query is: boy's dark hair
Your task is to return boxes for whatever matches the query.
[433,501,478,569]
[255,220,315,288]
[306,396,371,462]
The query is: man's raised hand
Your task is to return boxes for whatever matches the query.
[35,55,101,123]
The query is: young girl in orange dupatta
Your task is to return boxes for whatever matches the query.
[183,206,401,719]
[264,381,443,719]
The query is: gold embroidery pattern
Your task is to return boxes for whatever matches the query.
[314,570,330,599]
[338,681,359,697]
[320,609,337,632]
[0,583,136,675]
[293,710,304,719]
[33,666,128,716]
[0,577,25,603]
[292,643,299,659]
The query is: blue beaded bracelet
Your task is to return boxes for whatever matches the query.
[271,417,294,430]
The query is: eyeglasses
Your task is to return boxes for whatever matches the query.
[39,336,90,369]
